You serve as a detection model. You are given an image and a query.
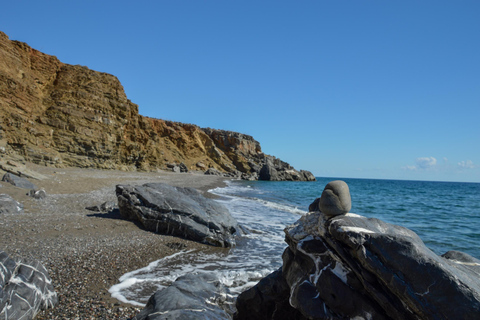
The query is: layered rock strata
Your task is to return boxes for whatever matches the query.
[235,181,480,320]
[0,31,314,181]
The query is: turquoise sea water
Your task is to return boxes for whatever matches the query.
[231,177,480,258]
[110,177,480,306]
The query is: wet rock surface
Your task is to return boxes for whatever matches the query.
[236,181,480,320]
[133,272,231,320]
[116,183,239,247]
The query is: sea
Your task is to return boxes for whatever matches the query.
[109,177,480,306]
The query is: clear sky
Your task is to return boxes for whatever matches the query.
[1,1,479,182]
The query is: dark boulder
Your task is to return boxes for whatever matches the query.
[300,170,316,182]
[0,251,58,319]
[234,268,306,320]
[204,167,223,176]
[2,173,37,189]
[259,163,280,181]
[178,162,188,173]
[237,181,480,319]
[308,197,320,212]
[116,183,239,247]
[0,194,23,214]
[133,272,230,320]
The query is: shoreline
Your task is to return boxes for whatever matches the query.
[0,163,229,319]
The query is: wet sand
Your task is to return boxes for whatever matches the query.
[0,164,228,319]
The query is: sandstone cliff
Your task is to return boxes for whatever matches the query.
[0,31,314,181]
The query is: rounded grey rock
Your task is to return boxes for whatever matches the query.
[319,180,351,217]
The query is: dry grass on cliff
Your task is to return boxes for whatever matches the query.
[0,164,228,319]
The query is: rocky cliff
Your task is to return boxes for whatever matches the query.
[0,31,315,181]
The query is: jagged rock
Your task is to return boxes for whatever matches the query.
[116,183,239,247]
[318,180,351,216]
[258,158,315,182]
[196,162,207,170]
[300,170,316,181]
[205,168,223,176]
[259,162,280,181]
[0,194,23,214]
[308,197,320,212]
[2,172,38,189]
[234,268,306,320]
[85,201,117,212]
[237,182,480,319]
[133,272,230,320]
[178,162,188,173]
[0,251,58,319]
[26,189,47,200]
[241,172,258,181]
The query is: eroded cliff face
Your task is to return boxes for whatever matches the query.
[0,31,314,180]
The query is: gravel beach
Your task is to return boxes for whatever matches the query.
[0,164,228,319]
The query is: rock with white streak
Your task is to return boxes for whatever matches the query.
[0,251,58,319]
[116,183,239,247]
[133,272,230,320]
[235,186,480,319]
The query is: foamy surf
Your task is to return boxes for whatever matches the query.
[108,180,302,306]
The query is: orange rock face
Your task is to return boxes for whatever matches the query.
[0,31,315,180]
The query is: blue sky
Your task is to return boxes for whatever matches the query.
[2,1,479,182]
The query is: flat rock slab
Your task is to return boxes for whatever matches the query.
[2,172,38,189]
[133,272,230,320]
[0,251,58,319]
[0,160,48,180]
[0,194,23,214]
[116,183,239,247]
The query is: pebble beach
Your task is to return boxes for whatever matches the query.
[0,164,227,319]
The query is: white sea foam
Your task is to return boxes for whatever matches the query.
[110,181,302,305]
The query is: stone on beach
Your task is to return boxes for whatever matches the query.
[116,183,239,247]
[2,172,38,190]
[133,272,230,320]
[0,194,23,214]
[318,180,351,216]
[0,251,58,319]
[85,201,117,213]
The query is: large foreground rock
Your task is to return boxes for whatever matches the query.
[133,273,230,320]
[116,183,239,247]
[235,182,480,320]
[0,251,57,319]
